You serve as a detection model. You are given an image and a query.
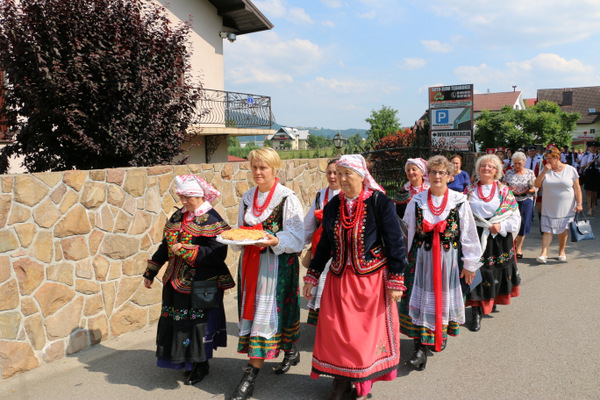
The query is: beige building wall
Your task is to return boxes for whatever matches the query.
[0,158,329,380]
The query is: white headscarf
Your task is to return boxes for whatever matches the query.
[336,154,385,194]
[175,175,220,203]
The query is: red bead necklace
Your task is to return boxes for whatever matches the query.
[409,182,424,197]
[427,189,449,216]
[340,190,365,229]
[477,181,497,203]
[252,178,279,217]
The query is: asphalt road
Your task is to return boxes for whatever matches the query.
[2,213,600,400]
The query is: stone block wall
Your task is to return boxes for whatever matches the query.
[0,158,330,380]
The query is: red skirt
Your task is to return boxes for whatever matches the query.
[311,265,400,391]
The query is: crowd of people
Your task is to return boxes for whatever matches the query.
[141,142,593,399]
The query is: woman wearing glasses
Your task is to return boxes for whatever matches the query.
[465,154,521,332]
[400,155,482,370]
[534,147,583,263]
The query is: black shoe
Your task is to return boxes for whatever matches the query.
[470,306,482,332]
[229,364,260,400]
[492,304,498,313]
[184,361,209,385]
[432,338,447,352]
[327,378,351,400]
[272,344,300,375]
[406,339,427,371]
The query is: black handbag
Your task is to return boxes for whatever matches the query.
[191,280,219,309]
[569,212,595,242]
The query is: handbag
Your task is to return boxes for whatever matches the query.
[569,212,595,242]
[191,280,219,309]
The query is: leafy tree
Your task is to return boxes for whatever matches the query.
[228,136,240,148]
[343,132,365,154]
[283,141,292,150]
[474,106,525,150]
[520,100,580,148]
[0,0,198,173]
[263,138,272,147]
[474,101,580,150]
[365,106,401,148]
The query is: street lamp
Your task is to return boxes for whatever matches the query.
[332,131,346,157]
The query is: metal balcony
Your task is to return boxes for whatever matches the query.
[192,88,275,128]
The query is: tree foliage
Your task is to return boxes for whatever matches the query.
[364,106,401,149]
[0,0,199,173]
[343,132,365,154]
[306,134,332,149]
[474,101,580,150]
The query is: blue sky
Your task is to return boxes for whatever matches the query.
[223,0,600,130]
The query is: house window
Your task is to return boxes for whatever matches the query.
[0,71,6,140]
[591,129,596,135]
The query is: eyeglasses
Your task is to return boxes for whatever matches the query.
[429,170,449,176]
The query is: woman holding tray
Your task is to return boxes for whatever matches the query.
[228,147,305,400]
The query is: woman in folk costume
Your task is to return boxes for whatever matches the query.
[229,147,305,400]
[393,158,430,219]
[465,154,521,332]
[303,158,340,326]
[143,175,233,386]
[303,154,406,400]
[400,155,482,371]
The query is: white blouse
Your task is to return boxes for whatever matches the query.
[303,187,340,245]
[403,190,482,272]
[469,184,521,237]
[237,183,305,255]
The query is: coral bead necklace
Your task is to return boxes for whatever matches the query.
[427,188,449,216]
[252,178,278,217]
[477,181,497,202]
[340,190,365,229]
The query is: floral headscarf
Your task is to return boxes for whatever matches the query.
[336,154,385,193]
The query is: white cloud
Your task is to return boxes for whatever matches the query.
[356,10,376,19]
[226,32,324,85]
[401,57,426,70]
[253,0,313,25]
[421,39,453,53]
[288,7,314,24]
[321,20,335,28]
[454,54,599,94]
[309,77,370,93]
[426,0,600,47]
[320,0,344,7]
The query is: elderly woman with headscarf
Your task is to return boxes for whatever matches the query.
[143,175,233,386]
[303,154,406,400]
[393,158,430,219]
[400,155,482,370]
[228,147,305,400]
[465,154,521,332]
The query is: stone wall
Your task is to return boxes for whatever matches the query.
[0,158,330,380]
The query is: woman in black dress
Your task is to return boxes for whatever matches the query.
[143,175,233,386]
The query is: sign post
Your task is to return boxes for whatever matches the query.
[428,84,474,151]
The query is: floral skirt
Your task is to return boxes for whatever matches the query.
[155,281,211,368]
[466,228,520,313]
[237,252,300,359]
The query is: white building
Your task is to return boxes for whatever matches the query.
[268,127,310,150]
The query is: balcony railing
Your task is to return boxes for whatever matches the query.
[192,88,275,128]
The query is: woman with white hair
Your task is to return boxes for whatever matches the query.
[465,155,521,332]
[393,158,429,219]
[143,175,233,386]
[504,151,536,258]
[303,154,406,400]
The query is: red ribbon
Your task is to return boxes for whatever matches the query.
[422,219,448,352]
[240,225,264,321]
[311,209,324,257]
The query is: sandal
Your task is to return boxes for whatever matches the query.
[558,255,567,262]
[516,253,523,259]
[536,256,547,264]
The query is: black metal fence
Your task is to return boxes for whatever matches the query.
[192,88,275,128]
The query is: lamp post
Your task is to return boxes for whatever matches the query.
[333,131,346,157]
